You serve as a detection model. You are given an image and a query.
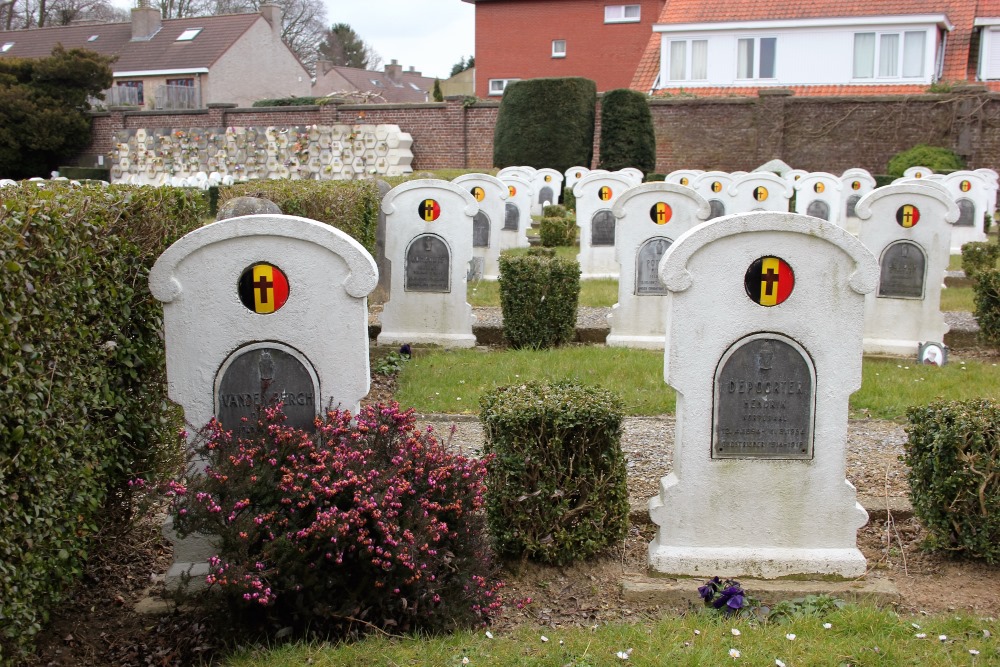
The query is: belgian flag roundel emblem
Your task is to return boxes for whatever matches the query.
[680,177,689,186]
[418,198,441,222]
[238,263,289,314]
[814,182,825,194]
[896,204,920,228]
[711,181,722,193]
[598,185,613,201]
[745,256,794,307]
[960,180,972,193]
[544,174,552,182]
[753,186,769,202]
[508,185,517,197]
[471,186,485,202]
[852,180,862,190]
[649,202,672,225]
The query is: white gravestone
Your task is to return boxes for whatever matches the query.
[941,171,990,252]
[650,211,878,578]
[856,183,960,356]
[564,166,590,192]
[574,171,635,278]
[531,168,564,215]
[783,168,809,189]
[729,171,793,214]
[617,168,644,186]
[497,165,535,181]
[606,183,711,349]
[692,171,735,220]
[667,169,703,188]
[974,168,999,219]
[497,173,533,249]
[903,165,933,179]
[794,172,843,225]
[377,179,479,348]
[453,173,509,280]
[840,168,877,236]
[150,214,378,583]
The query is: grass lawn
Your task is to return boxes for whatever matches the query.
[468,277,618,308]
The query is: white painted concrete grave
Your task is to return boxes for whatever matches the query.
[149,213,378,583]
[606,183,710,349]
[975,168,999,219]
[617,167,644,186]
[840,168,877,236]
[794,172,842,225]
[574,171,635,278]
[564,165,590,192]
[497,172,533,249]
[941,171,990,252]
[649,211,878,578]
[667,169,703,187]
[453,173,509,281]
[531,168,564,215]
[377,179,479,348]
[856,183,960,356]
[903,166,933,179]
[729,172,793,214]
[692,171,735,219]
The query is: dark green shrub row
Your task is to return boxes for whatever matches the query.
[962,241,1000,280]
[57,166,110,181]
[219,179,380,253]
[250,96,324,107]
[480,381,629,565]
[0,183,206,662]
[539,216,577,247]
[498,251,580,349]
[562,186,576,213]
[974,269,1000,347]
[904,400,1000,562]
[543,204,568,218]
[886,144,965,177]
[597,88,656,176]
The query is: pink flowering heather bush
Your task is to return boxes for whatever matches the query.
[169,402,503,634]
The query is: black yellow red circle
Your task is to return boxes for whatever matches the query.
[238,263,289,314]
[598,185,613,201]
[649,202,672,225]
[753,186,769,202]
[418,198,441,221]
[960,180,972,192]
[471,186,485,202]
[508,185,517,197]
[745,257,794,307]
[895,204,920,228]
[814,182,825,193]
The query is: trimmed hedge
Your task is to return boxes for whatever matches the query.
[56,166,110,181]
[480,381,629,565]
[886,144,965,177]
[498,251,580,349]
[562,185,576,213]
[0,183,206,662]
[904,400,1000,562]
[539,216,577,247]
[962,241,1000,280]
[219,179,380,253]
[493,77,597,173]
[542,204,568,218]
[597,88,655,176]
[973,269,1000,347]
[251,96,324,107]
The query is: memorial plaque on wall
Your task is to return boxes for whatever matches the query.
[844,194,861,219]
[635,237,672,295]
[538,186,554,205]
[708,199,726,220]
[713,336,814,459]
[503,202,519,231]
[472,211,491,247]
[878,240,925,299]
[405,234,451,292]
[216,347,317,434]
[955,199,975,227]
[591,210,616,246]
[806,200,830,221]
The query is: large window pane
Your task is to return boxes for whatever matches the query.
[692,40,708,79]
[902,31,925,77]
[737,38,754,78]
[759,37,776,78]
[854,33,875,78]
[670,41,687,80]
[879,33,899,77]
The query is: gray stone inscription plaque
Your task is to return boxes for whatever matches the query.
[878,240,925,299]
[714,336,814,459]
[591,209,616,246]
[956,198,975,227]
[503,202,519,231]
[472,211,490,247]
[806,200,830,221]
[467,257,484,281]
[635,237,672,295]
[845,194,861,219]
[405,234,451,292]
[538,186,554,206]
[216,347,317,434]
[708,199,726,220]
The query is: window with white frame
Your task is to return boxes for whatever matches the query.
[737,37,776,79]
[853,31,925,79]
[176,28,202,41]
[668,39,708,81]
[552,39,566,57]
[605,5,640,23]
[488,78,518,95]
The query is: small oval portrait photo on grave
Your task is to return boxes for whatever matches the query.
[895,204,920,228]
[238,262,289,314]
[649,202,673,225]
[470,186,485,202]
[418,198,441,222]
[917,341,948,367]
[745,256,794,307]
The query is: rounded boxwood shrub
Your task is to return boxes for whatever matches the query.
[962,241,1000,280]
[973,268,1000,347]
[498,251,580,349]
[904,399,1000,562]
[886,144,965,177]
[480,381,629,565]
[597,88,656,176]
[539,216,577,247]
[542,204,568,218]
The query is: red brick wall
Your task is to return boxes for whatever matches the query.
[474,0,665,98]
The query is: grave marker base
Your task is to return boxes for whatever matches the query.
[646,544,868,580]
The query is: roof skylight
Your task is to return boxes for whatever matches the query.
[176,28,202,41]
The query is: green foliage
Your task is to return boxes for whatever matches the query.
[0,46,113,179]
[498,252,580,349]
[766,595,846,623]
[318,23,379,70]
[904,399,1000,562]
[973,269,1000,347]
[539,216,577,247]
[219,179,379,253]
[432,78,444,102]
[56,166,110,181]
[0,183,205,662]
[645,173,666,182]
[450,55,475,77]
[543,204,568,218]
[493,78,597,173]
[886,144,965,177]
[597,89,656,175]
[250,97,323,107]
[480,381,628,565]
[562,185,577,212]
[372,350,410,376]
[962,241,1000,280]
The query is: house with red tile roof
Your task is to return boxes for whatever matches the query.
[312,59,436,103]
[632,0,996,97]
[0,4,310,109]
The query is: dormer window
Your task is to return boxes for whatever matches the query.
[88,35,99,42]
[409,82,421,90]
[176,28,202,41]
[1,42,13,52]
[370,79,384,87]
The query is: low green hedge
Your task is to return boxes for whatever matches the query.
[219,180,380,253]
[0,183,205,662]
[539,216,577,247]
[962,241,1000,280]
[974,269,1000,347]
[498,251,580,349]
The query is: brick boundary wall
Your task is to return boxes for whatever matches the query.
[79,87,1000,176]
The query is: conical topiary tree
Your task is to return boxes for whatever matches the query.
[598,88,655,176]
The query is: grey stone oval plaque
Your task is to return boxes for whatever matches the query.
[878,240,925,299]
[845,194,861,219]
[713,335,814,459]
[503,202,519,230]
[708,199,726,220]
[956,198,975,228]
[473,211,491,247]
[405,234,451,292]
[591,209,616,246]
[806,199,830,221]
[216,346,317,434]
[635,237,672,295]
[538,186,555,205]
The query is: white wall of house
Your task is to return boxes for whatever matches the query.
[978,22,1000,80]
[656,16,946,89]
[208,19,310,106]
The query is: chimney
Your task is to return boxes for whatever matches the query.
[130,6,161,41]
[259,4,283,39]
[408,65,422,76]
[385,59,402,83]
[315,58,334,77]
